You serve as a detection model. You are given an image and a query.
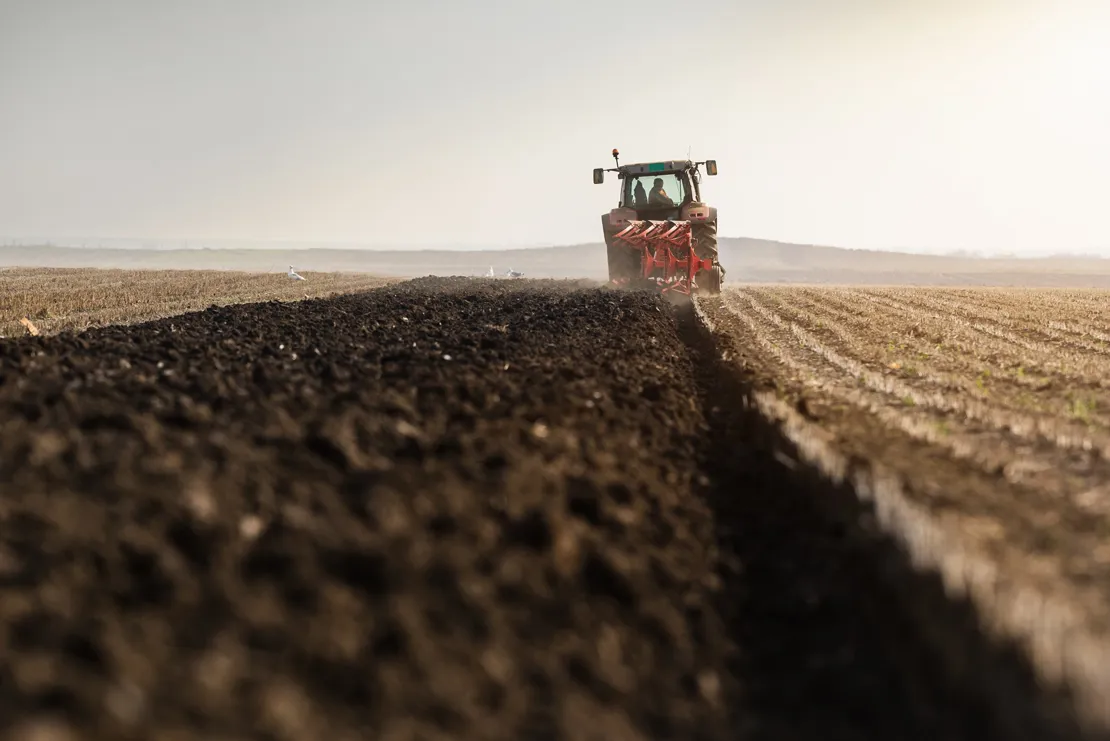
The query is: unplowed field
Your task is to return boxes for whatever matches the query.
[0,278,1105,740]
[700,285,1110,737]
[0,267,394,338]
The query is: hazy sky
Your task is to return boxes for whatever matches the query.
[2,0,1108,255]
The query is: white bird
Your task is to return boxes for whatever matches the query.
[486,265,495,278]
[287,265,306,281]
[505,267,523,278]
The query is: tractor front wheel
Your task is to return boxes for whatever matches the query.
[697,265,723,295]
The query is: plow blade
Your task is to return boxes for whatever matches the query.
[609,220,718,295]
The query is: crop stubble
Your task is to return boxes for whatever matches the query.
[700,285,1110,735]
[0,277,1095,740]
[0,267,395,338]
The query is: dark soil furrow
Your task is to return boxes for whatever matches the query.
[0,278,729,740]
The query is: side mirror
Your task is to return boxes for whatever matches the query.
[705,160,718,176]
[593,168,604,184]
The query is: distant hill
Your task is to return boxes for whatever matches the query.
[4,239,1110,287]
[714,238,1110,286]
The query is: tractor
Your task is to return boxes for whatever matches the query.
[594,149,724,295]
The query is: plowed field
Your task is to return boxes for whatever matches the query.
[0,278,1105,740]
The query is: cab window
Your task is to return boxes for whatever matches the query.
[625,174,686,208]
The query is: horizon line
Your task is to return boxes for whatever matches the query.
[1,237,1108,261]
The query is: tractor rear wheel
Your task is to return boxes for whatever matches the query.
[604,218,640,284]
[608,243,641,284]
[693,221,723,295]
[693,221,718,263]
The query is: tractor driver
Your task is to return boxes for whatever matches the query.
[648,178,674,206]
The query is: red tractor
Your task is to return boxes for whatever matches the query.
[594,149,724,295]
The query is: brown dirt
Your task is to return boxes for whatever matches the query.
[0,278,1088,740]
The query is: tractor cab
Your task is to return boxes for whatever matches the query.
[620,166,692,221]
[594,153,718,226]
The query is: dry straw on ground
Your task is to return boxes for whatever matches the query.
[699,285,1110,730]
[0,267,395,337]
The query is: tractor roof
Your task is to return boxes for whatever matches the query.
[618,160,694,176]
